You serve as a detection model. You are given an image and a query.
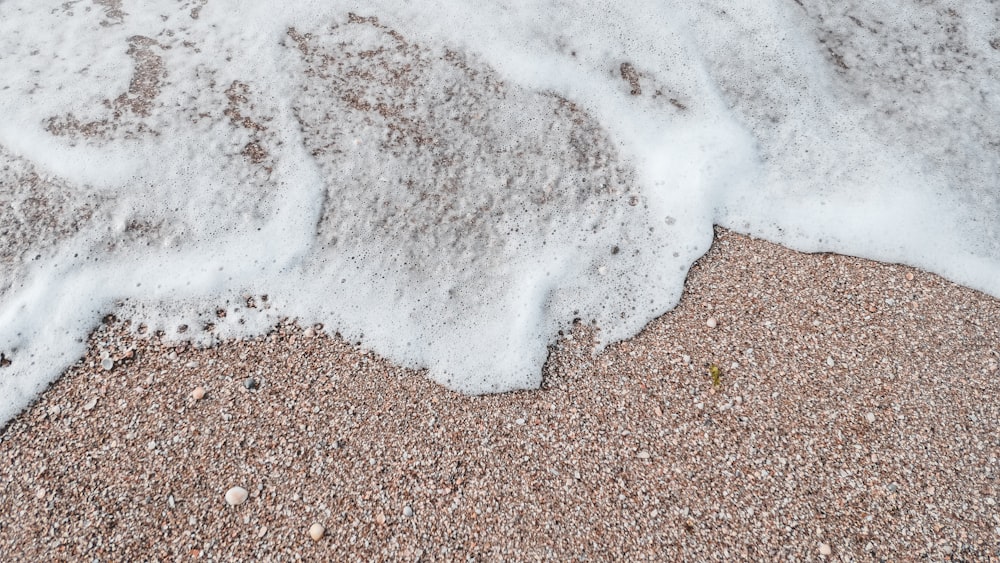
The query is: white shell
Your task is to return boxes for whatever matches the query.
[225,486,249,506]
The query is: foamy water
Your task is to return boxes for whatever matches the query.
[1,0,998,423]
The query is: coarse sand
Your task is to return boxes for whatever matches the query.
[1,228,998,560]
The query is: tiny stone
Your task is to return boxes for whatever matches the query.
[826,357,835,367]
[192,386,206,400]
[706,317,717,328]
[35,488,46,500]
[258,527,268,538]
[304,327,316,338]
[243,378,257,390]
[225,486,249,506]
[101,358,114,371]
[865,412,876,424]
[637,451,651,460]
[906,272,914,281]
[403,505,414,518]
[83,397,98,411]
[308,523,324,541]
[819,543,832,556]
[375,513,386,525]
[682,355,691,365]
[515,418,525,425]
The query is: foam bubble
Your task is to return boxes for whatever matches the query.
[1,0,998,423]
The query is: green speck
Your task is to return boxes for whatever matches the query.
[709,364,721,387]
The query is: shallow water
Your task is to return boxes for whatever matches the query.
[1,0,998,422]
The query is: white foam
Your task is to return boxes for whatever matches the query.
[1,0,998,423]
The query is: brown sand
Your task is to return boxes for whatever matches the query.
[1,228,998,561]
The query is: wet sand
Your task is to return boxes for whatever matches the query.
[1,228,998,560]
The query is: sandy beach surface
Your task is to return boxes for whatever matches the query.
[1,228,998,561]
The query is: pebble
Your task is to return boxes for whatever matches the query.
[308,523,325,541]
[865,412,876,424]
[403,505,414,518]
[826,357,835,367]
[637,451,651,460]
[192,386,206,400]
[706,317,718,328]
[303,327,316,338]
[83,398,98,411]
[243,378,257,390]
[906,272,914,281]
[225,486,249,506]
[820,543,832,556]
[101,358,114,371]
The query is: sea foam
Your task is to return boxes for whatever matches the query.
[1,0,998,423]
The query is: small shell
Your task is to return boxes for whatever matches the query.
[225,486,249,506]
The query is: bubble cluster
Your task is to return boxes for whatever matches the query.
[0,0,997,422]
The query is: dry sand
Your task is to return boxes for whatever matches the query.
[1,227,998,561]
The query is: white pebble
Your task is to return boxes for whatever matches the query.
[865,412,876,424]
[100,358,114,371]
[820,543,832,556]
[308,523,324,541]
[706,317,717,328]
[83,398,98,411]
[225,486,249,506]
[826,357,835,367]
[403,505,414,518]
[192,386,206,400]
[637,451,651,460]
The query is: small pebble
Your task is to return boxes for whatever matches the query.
[308,523,324,541]
[706,317,717,328]
[100,358,114,371]
[225,486,249,506]
[637,451,651,460]
[820,543,832,556]
[83,398,98,411]
[303,327,316,338]
[243,378,257,390]
[826,357,835,367]
[375,513,386,525]
[906,272,914,281]
[35,488,46,500]
[865,412,876,424]
[192,386,206,400]
[403,505,414,518]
